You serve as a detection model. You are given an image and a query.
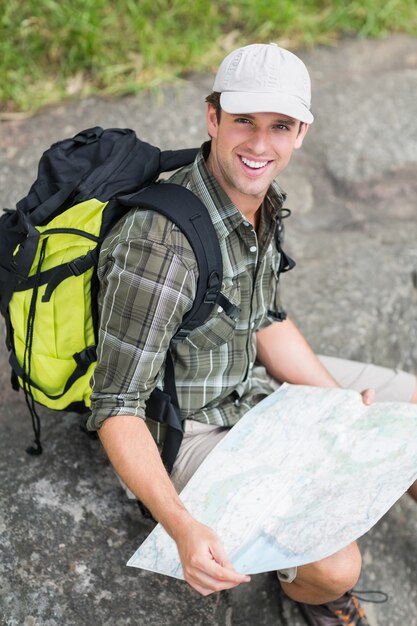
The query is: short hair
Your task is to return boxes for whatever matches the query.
[205,92,222,122]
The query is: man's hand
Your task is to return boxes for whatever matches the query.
[174,519,251,596]
[99,416,249,595]
[361,388,375,405]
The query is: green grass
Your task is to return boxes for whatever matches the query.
[1,0,416,114]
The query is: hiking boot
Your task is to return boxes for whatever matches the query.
[298,590,370,625]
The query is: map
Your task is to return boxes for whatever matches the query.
[127,384,417,578]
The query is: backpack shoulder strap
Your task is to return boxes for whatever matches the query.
[119,182,225,337]
[119,182,227,473]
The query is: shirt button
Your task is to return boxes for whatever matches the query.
[243,221,250,227]
[249,245,257,253]
[250,321,255,329]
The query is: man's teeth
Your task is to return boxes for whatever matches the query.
[241,157,268,169]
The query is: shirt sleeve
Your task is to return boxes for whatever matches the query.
[87,218,197,430]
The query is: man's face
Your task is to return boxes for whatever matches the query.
[206,106,308,211]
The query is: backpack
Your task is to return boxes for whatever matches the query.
[0,126,239,472]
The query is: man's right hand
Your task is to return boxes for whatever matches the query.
[98,416,249,595]
[173,518,251,596]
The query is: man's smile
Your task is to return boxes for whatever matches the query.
[239,155,271,171]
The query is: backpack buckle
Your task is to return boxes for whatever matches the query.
[73,346,97,367]
[68,250,98,276]
[204,270,220,304]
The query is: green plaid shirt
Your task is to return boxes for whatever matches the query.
[88,142,288,435]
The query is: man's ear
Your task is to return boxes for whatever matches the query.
[206,104,219,139]
[294,123,309,150]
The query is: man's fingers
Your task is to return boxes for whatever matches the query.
[183,548,250,595]
[361,387,376,405]
[186,561,250,595]
[177,520,250,595]
[185,556,249,586]
[205,558,250,584]
[189,574,246,596]
[209,541,244,573]
[190,579,242,596]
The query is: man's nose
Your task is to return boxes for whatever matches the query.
[246,129,269,154]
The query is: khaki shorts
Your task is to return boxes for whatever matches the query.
[170,355,416,584]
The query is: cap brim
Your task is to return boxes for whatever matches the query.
[220,91,314,124]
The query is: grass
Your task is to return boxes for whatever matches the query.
[1,0,416,114]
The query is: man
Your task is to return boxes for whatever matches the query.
[88,43,417,625]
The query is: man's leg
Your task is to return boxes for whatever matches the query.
[171,420,364,606]
[170,420,229,493]
[318,355,417,402]
[280,542,362,604]
[294,356,417,624]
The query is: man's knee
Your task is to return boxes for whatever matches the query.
[313,543,362,600]
[282,542,362,604]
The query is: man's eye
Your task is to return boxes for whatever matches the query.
[274,124,289,131]
[235,117,252,125]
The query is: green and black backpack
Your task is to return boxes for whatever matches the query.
[0,126,234,471]
[0,126,294,472]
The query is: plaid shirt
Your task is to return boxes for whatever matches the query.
[88,142,288,436]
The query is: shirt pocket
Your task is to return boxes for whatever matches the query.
[183,277,240,349]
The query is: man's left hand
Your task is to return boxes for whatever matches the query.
[360,388,375,405]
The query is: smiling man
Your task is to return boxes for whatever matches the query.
[90,44,417,626]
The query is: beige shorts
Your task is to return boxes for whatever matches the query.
[170,355,416,583]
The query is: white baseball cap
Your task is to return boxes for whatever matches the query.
[213,43,314,124]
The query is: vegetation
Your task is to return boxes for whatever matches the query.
[1,0,416,113]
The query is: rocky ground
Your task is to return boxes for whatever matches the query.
[1,35,417,625]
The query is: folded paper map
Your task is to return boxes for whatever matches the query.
[128,383,417,578]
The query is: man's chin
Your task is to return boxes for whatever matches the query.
[236,181,272,199]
